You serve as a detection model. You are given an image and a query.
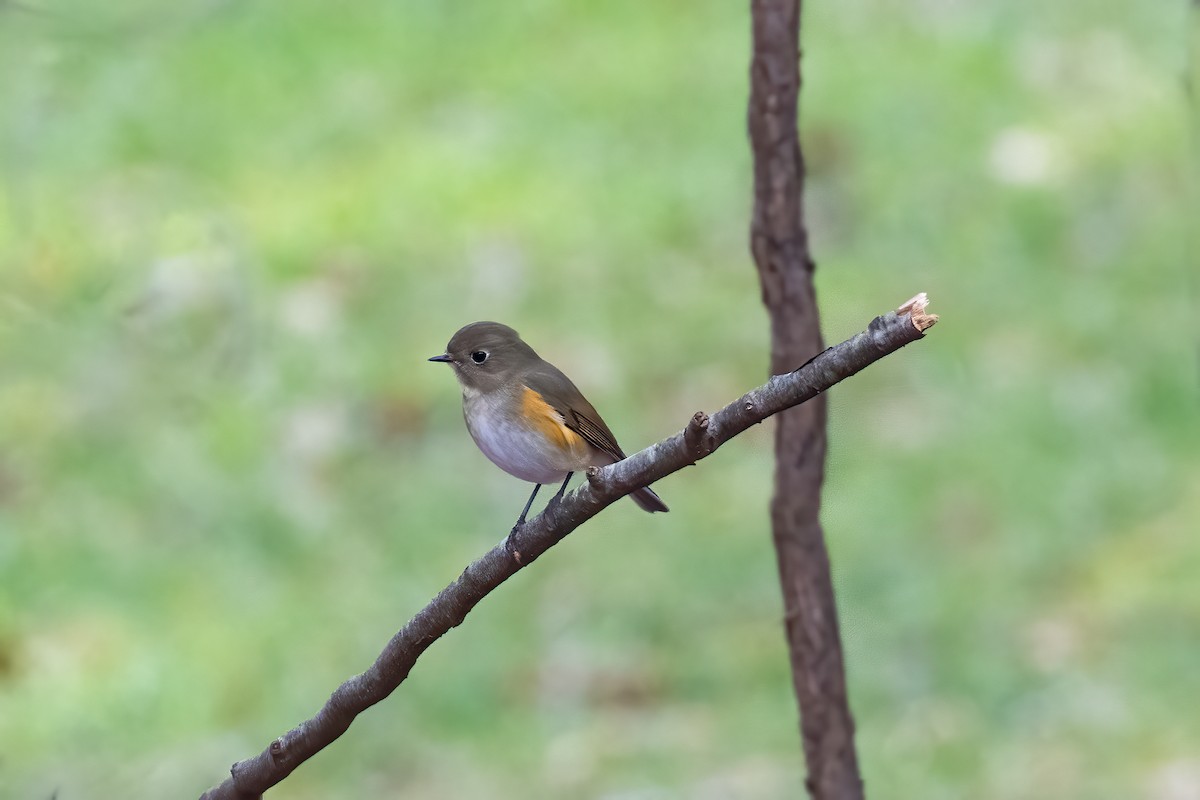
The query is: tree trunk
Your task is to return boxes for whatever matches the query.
[747,2,865,798]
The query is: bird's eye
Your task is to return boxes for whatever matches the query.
[471,351,488,364]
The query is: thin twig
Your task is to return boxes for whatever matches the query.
[199,295,937,800]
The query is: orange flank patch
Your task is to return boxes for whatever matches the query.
[521,386,585,452]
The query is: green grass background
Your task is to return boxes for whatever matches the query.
[1,1,1195,797]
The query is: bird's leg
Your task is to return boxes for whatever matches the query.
[506,483,543,565]
[506,476,570,563]
[512,483,542,534]
[552,472,573,503]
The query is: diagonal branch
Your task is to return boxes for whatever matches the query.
[199,294,938,800]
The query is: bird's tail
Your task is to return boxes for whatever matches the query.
[630,485,669,513]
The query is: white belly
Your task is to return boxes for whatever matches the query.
[462,388,591,485]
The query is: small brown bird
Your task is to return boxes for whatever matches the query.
[429,322,668,530]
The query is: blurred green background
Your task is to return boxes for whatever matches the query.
[1,1,1195,798]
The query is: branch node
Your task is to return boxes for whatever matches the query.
[269,738,285,761]
[684,411,713,459]
[585,465,603,487]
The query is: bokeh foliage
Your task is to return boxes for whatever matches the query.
[0,1,1194,797]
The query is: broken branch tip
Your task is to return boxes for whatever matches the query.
[897,292,937,332]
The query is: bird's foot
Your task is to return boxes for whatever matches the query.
[550,472,573,506]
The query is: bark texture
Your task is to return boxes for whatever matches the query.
[748,2,865,798]
[199,298,936,800]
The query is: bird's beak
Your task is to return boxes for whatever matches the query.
[428,354,453,363]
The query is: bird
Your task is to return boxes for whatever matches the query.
[429,321,668,532]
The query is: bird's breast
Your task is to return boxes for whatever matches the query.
[462,386,592,484]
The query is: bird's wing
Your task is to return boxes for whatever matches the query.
[526,364,627,462]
